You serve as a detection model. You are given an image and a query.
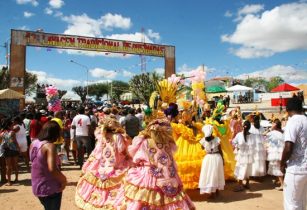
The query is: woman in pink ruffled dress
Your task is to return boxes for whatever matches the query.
[114,115,195,210]
[75,117,131,210]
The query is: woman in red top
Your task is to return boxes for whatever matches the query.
[30,113,42,141]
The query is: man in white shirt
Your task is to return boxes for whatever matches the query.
[71,107,92,168]
[281,97,307,210]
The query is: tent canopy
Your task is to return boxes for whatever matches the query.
[271,83,300,92]
[0,89,25,99]
[226,85,253,92]
[205,85,226,93]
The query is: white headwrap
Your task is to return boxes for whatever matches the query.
[202,124,213,138]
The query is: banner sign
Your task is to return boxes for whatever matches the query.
[11,30,167,57]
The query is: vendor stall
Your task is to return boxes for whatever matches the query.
[0,88,25,117]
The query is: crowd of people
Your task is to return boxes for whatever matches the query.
[0,95,306,210]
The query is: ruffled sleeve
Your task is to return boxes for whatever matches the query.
[116,134,126,153]
[128,136,149,164]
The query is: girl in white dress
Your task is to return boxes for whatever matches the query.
[249,115,266,177]
[199,124,225,197]
[233,120,255,191]
[265,119,284,189]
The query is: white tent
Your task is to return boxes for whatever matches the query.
[226,85,253,92]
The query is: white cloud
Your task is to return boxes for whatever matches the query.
[62,13,132,37]
[154,67,164,75]
[16,0,38,6]
[44,8,53,15]
[122,70,134,78]
[235,65,307,82]
[29,70,81,89]
[62,13,102,37]
[222,2,307,58]
[90,68,117,79]
[237,4,264,17]
[24,11,34,18]
[147,29,160,41]
[100,13,132,30]
[224,11,233,18]
[49,0,64,9]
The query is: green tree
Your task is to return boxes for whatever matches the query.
[0,69,38,96]
[110,80,129,101]
[129,72,162,105]
[72,86,87,103]
[58,90,67,99]
[266,76,284,92]
[87,83,108,100]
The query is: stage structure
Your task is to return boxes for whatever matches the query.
[9,29,176,107]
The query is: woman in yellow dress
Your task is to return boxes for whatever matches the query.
[171,101,205,189]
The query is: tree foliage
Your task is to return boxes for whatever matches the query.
[129,72,162,105]
[243,76,284,92]
[0,69,37,96]
[87,83,108,100]
[58,90,67,99]
[110,80,129,101]
[72,86,87,103]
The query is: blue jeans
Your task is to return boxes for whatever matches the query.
[38,192,62,210]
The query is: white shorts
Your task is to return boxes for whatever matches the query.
[283,172,307,210]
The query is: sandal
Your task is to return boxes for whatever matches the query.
[233,185,245,192]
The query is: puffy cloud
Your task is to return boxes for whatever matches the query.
[222,2,307,58]
[44,8,53,15]
[235,65,307,82]
[154,67,164,75]
[122,70,134,78]
[62,13,102,37]
[24,11,34,18]
[100,13,131,30]
[237,4,264,19]
[62,13,132,37]
[16,0,38,7]
[90,68,117,79]
[29,70,81,89]
[147,29,160,41]
[49,0,64,9]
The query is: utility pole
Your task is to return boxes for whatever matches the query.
[70,60,89,98]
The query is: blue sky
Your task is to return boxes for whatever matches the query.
[1,0,307,99]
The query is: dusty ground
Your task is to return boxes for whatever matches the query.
[0,162,283,210]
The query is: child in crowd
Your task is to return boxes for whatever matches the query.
[199,124,225,198]
[233,120,255,191]
[30,121,67,210]
[266,118,284,190]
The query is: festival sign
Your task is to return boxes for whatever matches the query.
[11,29,167,57]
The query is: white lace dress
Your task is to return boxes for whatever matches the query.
[233,132,255,180]
[266,130,284,176]
[199,137,225,194]
[249,125,267,177]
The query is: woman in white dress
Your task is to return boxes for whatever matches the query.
[266,118,284,190]
[233,120,255,191]
[199,124,225,198]
[249,114,266,177]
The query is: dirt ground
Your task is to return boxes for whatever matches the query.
[0,162,284,210]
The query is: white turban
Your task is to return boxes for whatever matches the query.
[202,124,213,138]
